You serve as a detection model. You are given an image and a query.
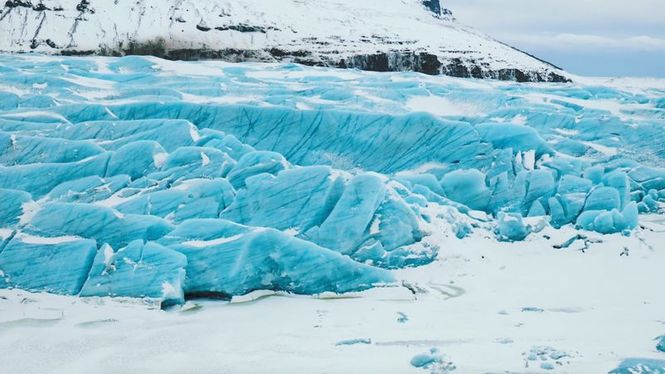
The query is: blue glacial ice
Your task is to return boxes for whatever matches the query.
[411,348,456,373]
[80,240,188,306]
[0,54,664,303]
[157,219,391,297]
[0,233,98,295]
[609,358,665,374]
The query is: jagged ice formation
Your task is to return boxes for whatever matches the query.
[0,55,663,305]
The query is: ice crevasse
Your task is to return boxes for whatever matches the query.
[0,55,663,304]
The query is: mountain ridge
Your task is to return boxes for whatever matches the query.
[0,0,570,82]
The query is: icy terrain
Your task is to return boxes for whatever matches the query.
[2,219,665,373]
[0,54,664,372]
[0,0,568,82]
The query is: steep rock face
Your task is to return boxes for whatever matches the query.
[422,0,443,17]
[0,0,569,82]
[422,0,453,18]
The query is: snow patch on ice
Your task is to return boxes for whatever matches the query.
[200,152,211,167]
[16,233,83,245]
[0,229,14,240]
[19,202,40,226]
[182,234,245,248]
[153,152,168,168]
[407,95,480,117]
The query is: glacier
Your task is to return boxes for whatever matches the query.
[0,54,664,304]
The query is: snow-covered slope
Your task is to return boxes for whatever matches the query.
[0,0,568,82]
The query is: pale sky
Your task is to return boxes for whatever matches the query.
[446,0,665,77]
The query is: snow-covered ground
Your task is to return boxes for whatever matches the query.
[2,215,664,373]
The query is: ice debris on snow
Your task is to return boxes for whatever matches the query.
[496,213,530,241]
[411,348,456,373]
[609,358,665,374]
[335,338,372,346]
[0,55,664,303]
[657,335,665,353]
[0,234,97,295]
[522,346,574,371]
[521,306,545,313]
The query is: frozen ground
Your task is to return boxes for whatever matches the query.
[2,215,664,373]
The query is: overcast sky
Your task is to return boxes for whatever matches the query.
[446,0,665,77]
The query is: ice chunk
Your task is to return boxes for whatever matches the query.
[0,132,103,165]
[584,166,604,185]
[548,196,567,228]
[195,130,254,160]
[557,193,586,226]
[411,350,441,368]
[226,151,289,189]
[657,335,665,353]
[622,202,639,230]
[575,204,638,234]
[221,166,342,232]
[47,175,131,204]
[0,189,32,227]
[0,92,19,110]
[80,240,187,305]
[527,200,547,217]
[335,338,372,346]
[441,169,490,211]
[523,346,572,371]
[476,123,552,157]
[640,192,660,213]
[523,169,556,214]
[158,219,392,297]
[629,166,665,191]
[496,212,529,242]
[106,141,166,180]
[603,171,631,208]
[584,186,621,211]
[115,178,235,222]
[488,171,527,214]
[0,234,97,295]
[395,173,446,196]
[410,348,456,373]
[308,173,386,254]
[0,153,110,198]
[25,203,174,249]
[371,192,422,252]
[156,146,235,182]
